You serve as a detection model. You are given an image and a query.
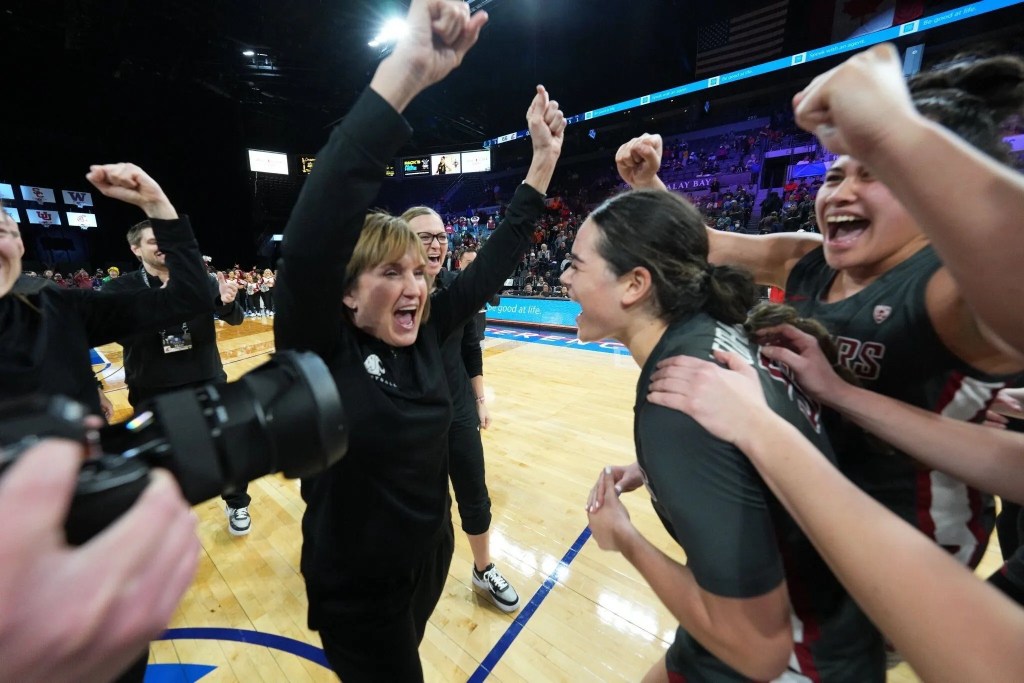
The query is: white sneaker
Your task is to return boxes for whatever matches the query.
[472,563,520,612]
[225,505,251,536]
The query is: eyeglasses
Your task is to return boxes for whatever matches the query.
[417,232,448,246]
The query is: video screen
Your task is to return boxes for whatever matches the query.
[431,153,460,175]
[403,157,431,176]
[461,150,491,173]
[247,149,289,175]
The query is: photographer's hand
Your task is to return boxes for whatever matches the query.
[0,439,198,683]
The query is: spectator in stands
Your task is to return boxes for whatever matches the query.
[71,268,90,289]
[760,190,782,217]
[259,268,275,316]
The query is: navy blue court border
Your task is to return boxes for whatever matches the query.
[483,0,1024,148]
[468,527,593,682]
[157,627,330,668]
[158,528,594,679]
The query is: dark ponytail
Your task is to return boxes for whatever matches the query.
[589,189,756,325]
[744,303,860,386]
[705,264,757,325]
[909,53,1024,163]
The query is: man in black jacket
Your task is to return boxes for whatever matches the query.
[103,219,252,535]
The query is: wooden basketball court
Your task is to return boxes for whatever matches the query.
[94,317,1003,682]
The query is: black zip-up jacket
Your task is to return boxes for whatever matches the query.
[273,88,543,629]
[102,267,243,389]
[0,218,212,414]
[435,269,484,422]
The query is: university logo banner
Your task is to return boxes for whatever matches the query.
[26,208,61,225]
[62,190,94,207]
[0,183,14,200]
[20,185,57,204]
[67,211,98,228]
[3,206,20,223]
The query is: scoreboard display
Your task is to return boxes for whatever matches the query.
[402,157,431,176]
[401,148,491,178]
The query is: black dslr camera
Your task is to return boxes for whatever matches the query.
[0,350,346,545]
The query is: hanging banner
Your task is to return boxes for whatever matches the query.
[26,208,61,225]
[3,206,20,223]
[67,211,98,228]
[0,183,14,200]
[62,190,94,208]
[21,185,57,204]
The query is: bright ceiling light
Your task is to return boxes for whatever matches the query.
[242,49,255,57]
[368,17,407,47]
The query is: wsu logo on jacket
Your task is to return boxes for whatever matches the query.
[363,354,385,378]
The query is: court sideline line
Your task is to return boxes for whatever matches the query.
[467,526,592,682]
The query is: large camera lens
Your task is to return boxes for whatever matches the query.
[1,351,346,545]
[100,350,347,505]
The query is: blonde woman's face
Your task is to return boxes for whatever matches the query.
[343,249,428,347]
[406,213,448,277]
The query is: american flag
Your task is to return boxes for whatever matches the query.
[695,1,789,78]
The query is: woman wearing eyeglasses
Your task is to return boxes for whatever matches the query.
[402,206,522,614]
[272,3,564,678]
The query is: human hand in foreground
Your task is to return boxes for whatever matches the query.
[647,350,769,446]
[586,461,644,513]
[86,163,178,220]
[371,0,488,112]
[527,85,567,160]
[792,43,918,157]
[615,133,665,190]
[587,466,637,553]
[217,272,238,304]
[0,439,198,683]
